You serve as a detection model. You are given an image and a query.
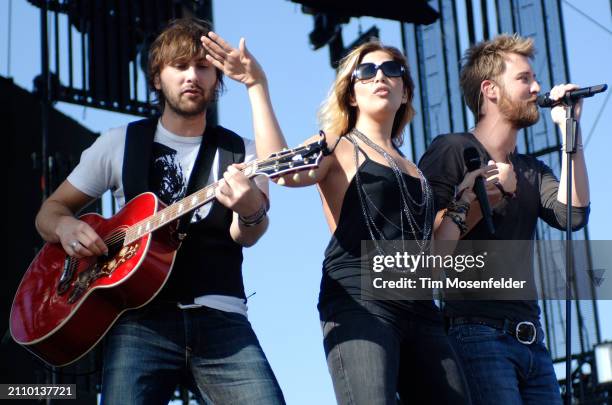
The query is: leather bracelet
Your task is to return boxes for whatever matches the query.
[447,199,470,215]
[238,204,267,227]
[494,182,516,199]
[443,210,468,234]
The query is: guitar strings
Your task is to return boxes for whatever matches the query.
[99,227,129,247]
[124,144,320,244]
[124,159,282,243]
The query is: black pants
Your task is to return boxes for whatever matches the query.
[320,298,471,405]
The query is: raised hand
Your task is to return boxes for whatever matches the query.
[201,31,266,88]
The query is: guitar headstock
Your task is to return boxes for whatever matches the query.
[251,137,328,180]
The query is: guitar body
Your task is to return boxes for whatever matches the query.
[10,192,180,367]
[9,138,328,367]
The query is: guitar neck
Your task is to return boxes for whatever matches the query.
[124,161,260,245]
[122,139,327,245]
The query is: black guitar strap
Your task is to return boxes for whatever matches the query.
[122,118,158,203]
[174,126,219,237]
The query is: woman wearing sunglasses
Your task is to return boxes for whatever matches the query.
[202,34,476,404]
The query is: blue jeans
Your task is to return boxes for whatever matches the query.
[100,303,285,405]
[448,323,562,405]
[320,299,470,405]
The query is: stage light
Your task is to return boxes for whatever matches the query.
[290,0,439,25]
[308,13,349,50]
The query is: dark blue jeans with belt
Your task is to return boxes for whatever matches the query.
[448,323,562,405]
[100,303,285,405]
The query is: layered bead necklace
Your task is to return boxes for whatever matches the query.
[348,128,434,255]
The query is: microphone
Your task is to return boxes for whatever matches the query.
[537,83,608,108]
[463,147,495,235]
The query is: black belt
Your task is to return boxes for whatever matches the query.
[449,316,538,345]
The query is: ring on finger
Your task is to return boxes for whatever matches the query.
[70,240,79,250]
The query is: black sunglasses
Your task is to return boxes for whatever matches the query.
[352,61,405,81]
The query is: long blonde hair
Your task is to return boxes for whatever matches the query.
[317,41,415,146]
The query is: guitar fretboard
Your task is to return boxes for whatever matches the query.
[123,162,258,245]
[122,140,324,245]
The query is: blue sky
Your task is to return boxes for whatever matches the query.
[2,1,610,403]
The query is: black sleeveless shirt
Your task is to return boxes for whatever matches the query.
[318,143,440,319]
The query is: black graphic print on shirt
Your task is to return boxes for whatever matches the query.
[149,142,187,206]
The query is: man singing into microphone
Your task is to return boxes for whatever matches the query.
[419,34,590,404]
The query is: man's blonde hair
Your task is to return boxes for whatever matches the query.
[317,41,415,146]
[459,34,535,120]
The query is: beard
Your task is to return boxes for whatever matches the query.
[161,82,215,117]
[497,86,540,129]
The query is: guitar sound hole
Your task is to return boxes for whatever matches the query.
[104,231,126,257]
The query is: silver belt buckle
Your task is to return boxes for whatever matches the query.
[516,321,537,344]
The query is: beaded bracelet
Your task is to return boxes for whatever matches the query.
[443,210,468,234]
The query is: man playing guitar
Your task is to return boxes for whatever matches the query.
[32,17,286,404]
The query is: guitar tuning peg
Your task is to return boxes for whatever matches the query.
[277,176,286,186]
[308,169,316,179]
[292,173,301,182]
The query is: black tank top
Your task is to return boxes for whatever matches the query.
[318,143,439,318]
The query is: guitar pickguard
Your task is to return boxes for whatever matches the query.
[65,243,139,304]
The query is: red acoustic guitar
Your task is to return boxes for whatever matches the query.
[10,139,327,367]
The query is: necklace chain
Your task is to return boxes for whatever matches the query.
[349,128,433,254]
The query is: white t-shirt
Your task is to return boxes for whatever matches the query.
[67,119,268,317]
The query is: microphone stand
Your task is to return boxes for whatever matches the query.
[563,100,578,405]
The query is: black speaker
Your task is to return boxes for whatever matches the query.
[2,76,101,403]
